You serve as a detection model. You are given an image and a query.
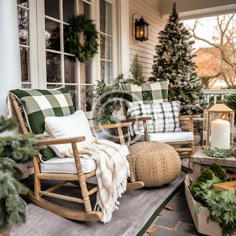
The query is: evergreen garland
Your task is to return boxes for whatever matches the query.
[0,117,38,226]
[151,3,205,115]
[64,15,99,62]
[203,144,236,158]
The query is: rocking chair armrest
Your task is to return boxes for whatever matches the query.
[92,122,130,131]
[35,136,85,146]
[128,116,152,122]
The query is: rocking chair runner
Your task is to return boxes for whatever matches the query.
[9,89,144,222]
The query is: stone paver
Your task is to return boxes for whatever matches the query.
[144,186,204,236]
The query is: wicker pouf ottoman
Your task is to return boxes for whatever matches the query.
[128,142,181,187]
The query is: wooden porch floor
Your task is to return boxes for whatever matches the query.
[1,172,190,236]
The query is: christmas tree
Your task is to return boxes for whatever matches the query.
[0,117,38,226]
[151,3,205,115]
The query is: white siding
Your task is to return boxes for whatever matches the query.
[129,0,166,79]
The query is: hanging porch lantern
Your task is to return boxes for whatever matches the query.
[135,17,149,42]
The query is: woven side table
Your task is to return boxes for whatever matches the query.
[128,142,181,187]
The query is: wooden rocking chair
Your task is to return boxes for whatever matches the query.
[9,88,144,222]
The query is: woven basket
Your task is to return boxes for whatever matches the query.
[128,142,181,187]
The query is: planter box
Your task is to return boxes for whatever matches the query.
[214,181,236,195]
[184,175,222,236]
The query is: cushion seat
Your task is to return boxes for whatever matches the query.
[40,145,129,174]
[136,131,193,143]
[41,156,97,174]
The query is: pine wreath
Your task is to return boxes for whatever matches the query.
[64,15,98,62]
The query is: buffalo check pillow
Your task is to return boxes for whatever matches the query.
[121,81,168,104]
[127,101,181,134]
[10,88,75,160]
[10,87,75,134]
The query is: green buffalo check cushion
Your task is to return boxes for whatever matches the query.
[121,81,168,104]
[10,88,75,160]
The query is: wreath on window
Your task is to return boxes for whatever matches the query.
[64,15,99,62]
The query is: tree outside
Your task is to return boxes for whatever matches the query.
[184,14,236,89]
[151,3,205,115]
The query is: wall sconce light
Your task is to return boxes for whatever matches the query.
[135,16,149,42]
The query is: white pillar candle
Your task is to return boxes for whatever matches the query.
[211,119,230,149]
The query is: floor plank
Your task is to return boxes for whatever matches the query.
[8,172,185,236]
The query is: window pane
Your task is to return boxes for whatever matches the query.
[80,85,94,111]
[100,35,112,60]
[46,52,61,83]
[47,84,62,89]
[22,84,31,88]
[20,47,30,82]
[17,0,28,8]
[100,0,112,35]
[65,85,78,109]
[101,61,112,84]
[45,0,59,19]
[63,0,74,22]
[64,56,76,83]
[78,1,91,17]
[45,19,60,51]
[85,60,93,84]
[84,3,91,18]
[18,7,29,45]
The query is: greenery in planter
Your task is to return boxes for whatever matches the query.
[190,163,236,236]
[95,75,125,124]
[95,55,147,125]
[128,54,145,85]
[0,117,38,226]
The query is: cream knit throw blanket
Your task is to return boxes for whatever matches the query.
[65,138,130,223]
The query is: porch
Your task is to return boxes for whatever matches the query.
[0,0,236,236]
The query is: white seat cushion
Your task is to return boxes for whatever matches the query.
[136,131,193,143]
[40,145,129,174]
[41,157,96,174]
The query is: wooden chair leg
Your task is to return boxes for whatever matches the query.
[72,143,92,213]
[32,157,41,199]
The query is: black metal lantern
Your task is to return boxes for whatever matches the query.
[135,17,149,42]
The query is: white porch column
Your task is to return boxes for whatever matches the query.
[0,0,21,116]
[118,0,130,79]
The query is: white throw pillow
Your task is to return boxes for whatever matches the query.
[45,110,94,157]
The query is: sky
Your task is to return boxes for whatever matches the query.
[183,16,219,49]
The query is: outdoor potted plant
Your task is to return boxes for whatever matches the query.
[185,163,236,236]
[0,116,38,235]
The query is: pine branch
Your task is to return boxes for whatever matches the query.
[0,117,17,133]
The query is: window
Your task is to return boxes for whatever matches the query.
[99,0,113,84]
[17,0,31,88]
[17,0,120,111]
[44,0,78,107]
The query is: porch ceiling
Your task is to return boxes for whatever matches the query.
[153,0,236,19]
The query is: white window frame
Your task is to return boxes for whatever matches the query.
[17,0,38,88]
[18,0,129,107]
[94,0,118,83]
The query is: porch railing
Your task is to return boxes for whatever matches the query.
[203,89,236,104]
